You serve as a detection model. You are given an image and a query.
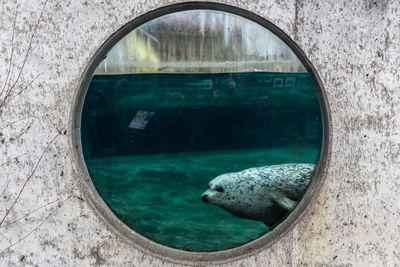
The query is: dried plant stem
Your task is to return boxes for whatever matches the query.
[0,198,60,229]
[0,8,17,99]
[3,73,41,107]
[0,181,11,200]
[0,118,28,131]
[0,123,67,227]
[0,0,48,110]
[0,0,72,256]
[0,153,27,167]
[0,197,69,255]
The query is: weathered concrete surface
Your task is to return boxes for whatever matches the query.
[0,0,399,266]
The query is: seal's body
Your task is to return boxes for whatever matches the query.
[201,163,314,227]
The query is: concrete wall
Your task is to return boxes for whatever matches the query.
[0,0,399,266]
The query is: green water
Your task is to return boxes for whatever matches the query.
[87,146,320,251]
[81,71,322,251]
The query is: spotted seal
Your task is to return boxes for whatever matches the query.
[201,163,315,227]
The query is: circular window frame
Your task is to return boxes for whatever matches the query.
[71,2,331,264]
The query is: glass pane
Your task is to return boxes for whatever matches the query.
[81,9,322,252]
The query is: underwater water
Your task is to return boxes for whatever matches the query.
[87,146,320,251]
[81,72,323,251]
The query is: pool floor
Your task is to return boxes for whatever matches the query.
[87,145,319,251]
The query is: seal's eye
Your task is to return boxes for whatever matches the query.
[215,186,224,192]
[208,184,210,189]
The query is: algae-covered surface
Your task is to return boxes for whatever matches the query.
[87,146,320,251]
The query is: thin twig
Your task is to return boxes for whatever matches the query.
[0,120,70,227]
[0,63,15,117]
[0,8,17,99]
[0,152,27,167]
[11,122,33,142]
[0,197,69,255]
[0,0,48,109]
[0,180,11,199]
[2,73,41,107]
[0,118,28,131]
[0,198,60,229]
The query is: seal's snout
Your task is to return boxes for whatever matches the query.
[201,194,208,203]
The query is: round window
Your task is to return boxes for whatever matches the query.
[74,2,328,262]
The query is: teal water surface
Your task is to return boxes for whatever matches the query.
[87,146,320,251]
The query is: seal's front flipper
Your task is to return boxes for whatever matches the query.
[274,196,296,211]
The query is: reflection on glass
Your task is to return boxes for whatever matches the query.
[95,10,305,74]
[81,10,322,252]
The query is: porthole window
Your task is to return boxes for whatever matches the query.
[73,2,328,263]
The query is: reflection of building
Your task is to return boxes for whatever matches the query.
[257,74,311,88]
[187,79,213,90]
[95,10,306,74]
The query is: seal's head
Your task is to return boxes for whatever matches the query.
[201,172,236,207]
[201,171,260,220]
